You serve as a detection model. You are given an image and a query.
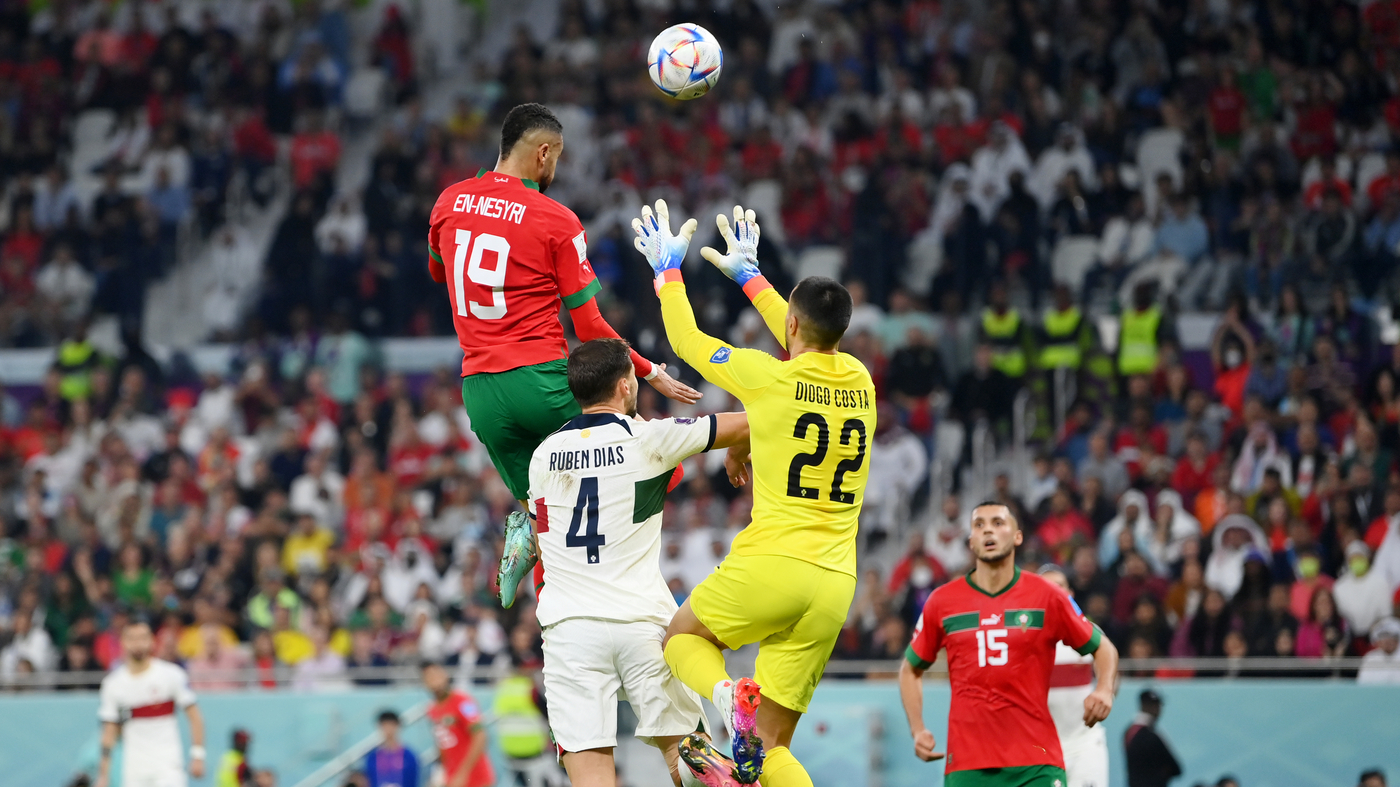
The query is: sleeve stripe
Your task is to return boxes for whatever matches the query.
[704,414,717,452]
[905,645,933,671]
[1074,624,1104,656]
[428,246,443,264]
[562,278,602,309]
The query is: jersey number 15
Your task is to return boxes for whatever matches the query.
[787,413,868,504]
[451,229,510,320]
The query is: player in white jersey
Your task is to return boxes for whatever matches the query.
[529,338,751,787]
[1041,567,1111,787]
[96,620,206,787]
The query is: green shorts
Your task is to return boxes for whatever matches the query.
[462,359,581,500]
[945,765,1068,787]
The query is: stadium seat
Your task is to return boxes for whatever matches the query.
[1051,236,1099,297]
[794,245,846,281]
[743,179,785,246]
[1136,127,1184,216]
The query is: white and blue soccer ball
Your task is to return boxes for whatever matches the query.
[647,23,723,100]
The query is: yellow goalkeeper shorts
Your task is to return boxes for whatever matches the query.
[688,554,856,713]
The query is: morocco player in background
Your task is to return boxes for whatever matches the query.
[427,103,700,607]
[900,502,1119,787]
[423,662,495,787]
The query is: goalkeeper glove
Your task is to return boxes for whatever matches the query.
[632,199,697,275]
[701,205,762,285]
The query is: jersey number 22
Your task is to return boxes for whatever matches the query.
[451,229,510,320]
[787,413,868,503]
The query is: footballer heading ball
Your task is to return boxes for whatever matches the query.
[648,23,723,100]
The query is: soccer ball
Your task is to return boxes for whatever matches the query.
[647,24,723,100]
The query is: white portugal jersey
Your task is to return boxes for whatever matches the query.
[98,659,196,782]
[530,411,718,628]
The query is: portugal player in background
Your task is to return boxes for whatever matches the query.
[1041,566,1112,787]
[900,503,1120,787]
[422,661,495,787]
[96,620,206,787]
[428,103,700,607]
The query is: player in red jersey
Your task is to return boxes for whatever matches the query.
[900,502,1120,787]
[423,662,496,787]
[427,103,700,607]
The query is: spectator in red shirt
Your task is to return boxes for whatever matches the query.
[1037,486,1095,560]
[1172,431,1219,508]
[1115,403,1170,481]
[1211,308,1254,421]
[1289,76,1339,162]
[2,205,46,271]
[1365,149,1400,207]
[1303,156,1353,210]
[290,112,342,193]
[1207,68,1248,150]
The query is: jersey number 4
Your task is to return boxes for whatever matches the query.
[451,229,510,320]
[787,413,868,503]
[568,476,606,563]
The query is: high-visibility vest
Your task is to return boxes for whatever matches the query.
[217,750,245,787]
[55,339,95,400]
[492,675,548,759]
[1118,306,1162,375]
[1038,306,1083,369]
[982,308,1027,378]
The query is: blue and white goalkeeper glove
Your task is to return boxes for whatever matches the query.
[701,205,762,285]
[632,199,697,276]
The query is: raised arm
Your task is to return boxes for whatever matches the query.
[567,296,701,404]
[701,205,789,350]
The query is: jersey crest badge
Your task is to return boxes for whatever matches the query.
[710,347,731,363]
[1016,611,1032,631]
[673,417,696,424]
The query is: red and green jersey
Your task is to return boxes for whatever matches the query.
[906,567,1101,774]
[427,689,496,787]
[429,171,602,376]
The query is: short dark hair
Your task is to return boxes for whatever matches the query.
[500,103,562,158]
[789,277,852,349]
[377,710,401,725]
[970,500,1019,529]
[568,338,634,407]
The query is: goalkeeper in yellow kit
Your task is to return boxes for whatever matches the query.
[631,201,875,787]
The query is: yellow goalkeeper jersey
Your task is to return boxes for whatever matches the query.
[659,278,875,577]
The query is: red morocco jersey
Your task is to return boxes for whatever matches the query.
[906,568,1101,774]
[429,170,602,376]
[427,689,496,787]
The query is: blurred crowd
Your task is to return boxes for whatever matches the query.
[8,0,1400,690]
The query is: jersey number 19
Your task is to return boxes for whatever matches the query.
[451,229,511,320]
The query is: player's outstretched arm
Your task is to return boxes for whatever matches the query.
[568,296,701,405]
[1084,633,1119,727]
[898,659,944,762]
[710,412,750,450]
[701,205,789,350]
